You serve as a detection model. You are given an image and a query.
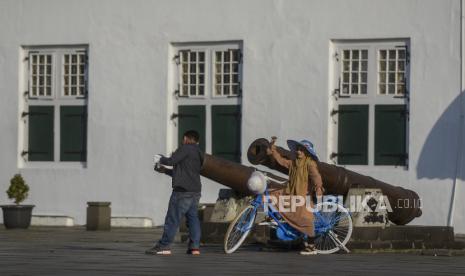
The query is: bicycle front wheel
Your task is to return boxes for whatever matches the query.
[224,205,257,254]
[313,202,353,254]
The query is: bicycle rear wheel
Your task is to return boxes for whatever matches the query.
[313,202,353,254]
[224,205,257,254]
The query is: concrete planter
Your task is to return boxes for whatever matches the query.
[86,202,111,231]
[1,205,35,229]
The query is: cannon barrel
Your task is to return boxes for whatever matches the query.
[247,138,422,225]
[200,153,286,195]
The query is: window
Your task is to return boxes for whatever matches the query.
[29,54,53,98]
[179,50,206,97]
[331,40,409,167]
[341,49,368,95]
[21,47,88,163]
[172,42,242,162]
[63,53,87,97]
[378,49,407,95]
[214,49,241,97]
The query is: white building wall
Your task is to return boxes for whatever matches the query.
[0,0,463,231]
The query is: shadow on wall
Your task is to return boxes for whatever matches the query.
[417,93,463,180]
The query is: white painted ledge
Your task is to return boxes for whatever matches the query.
[111,217,153,228]
[30,215,153,228]
[31,215,75,227]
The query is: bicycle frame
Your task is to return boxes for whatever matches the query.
[249,188,347,241]
[248,189,305,240]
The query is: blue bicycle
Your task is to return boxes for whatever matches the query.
[224,171,353,254]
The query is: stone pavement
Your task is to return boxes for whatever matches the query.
[0,226,464,275]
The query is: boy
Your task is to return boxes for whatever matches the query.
[146,130,204,255]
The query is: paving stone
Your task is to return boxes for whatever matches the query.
[404,226,431,241]
[379,226,407,241]
[421,249,452,256]
[427,227,454,243]
[448,241,465,250]
[423,242,449,249]
[370,241,392,249]
[1,226,465,274]
[266,239,302,250]
[391,241,414,249]
[401,226,454,243]
[347,241,372,250]
[412,241,425,249]
[350,227,380,241]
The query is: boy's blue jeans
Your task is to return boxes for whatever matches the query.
[158,191,201,249]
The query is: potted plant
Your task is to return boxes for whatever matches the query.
[1,174,34,229]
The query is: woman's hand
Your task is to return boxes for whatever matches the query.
[266,144,277,155]
[315,186,325,197]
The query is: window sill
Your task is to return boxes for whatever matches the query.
[337,164,409,172]
[19,162,87,169]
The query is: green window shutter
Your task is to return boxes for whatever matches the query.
[177,105,206,151]
[28,106,54,161]
[212,105,241,162]
[375,105,407,166]
[60,106,87,162]
[337,105,369,165]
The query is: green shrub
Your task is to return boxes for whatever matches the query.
[6,174,29,204]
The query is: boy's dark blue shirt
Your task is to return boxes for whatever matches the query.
[160,144,203,193]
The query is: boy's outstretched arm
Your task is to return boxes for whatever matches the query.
[159,146,189,166]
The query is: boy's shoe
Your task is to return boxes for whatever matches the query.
[145,245,171,255]
[186,248,200,255]
[300,244,318,255]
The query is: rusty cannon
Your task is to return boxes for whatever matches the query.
[246,138,422,225]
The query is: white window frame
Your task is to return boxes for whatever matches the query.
[20,46,88,168]
[61,52,88,98]
[377,48,408,96]
[340,48,369,96]
[171,42,243,154]
[178,49,206,98]
[212,48,241,98]
[330,40,410,168]
[28,52,55,99]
